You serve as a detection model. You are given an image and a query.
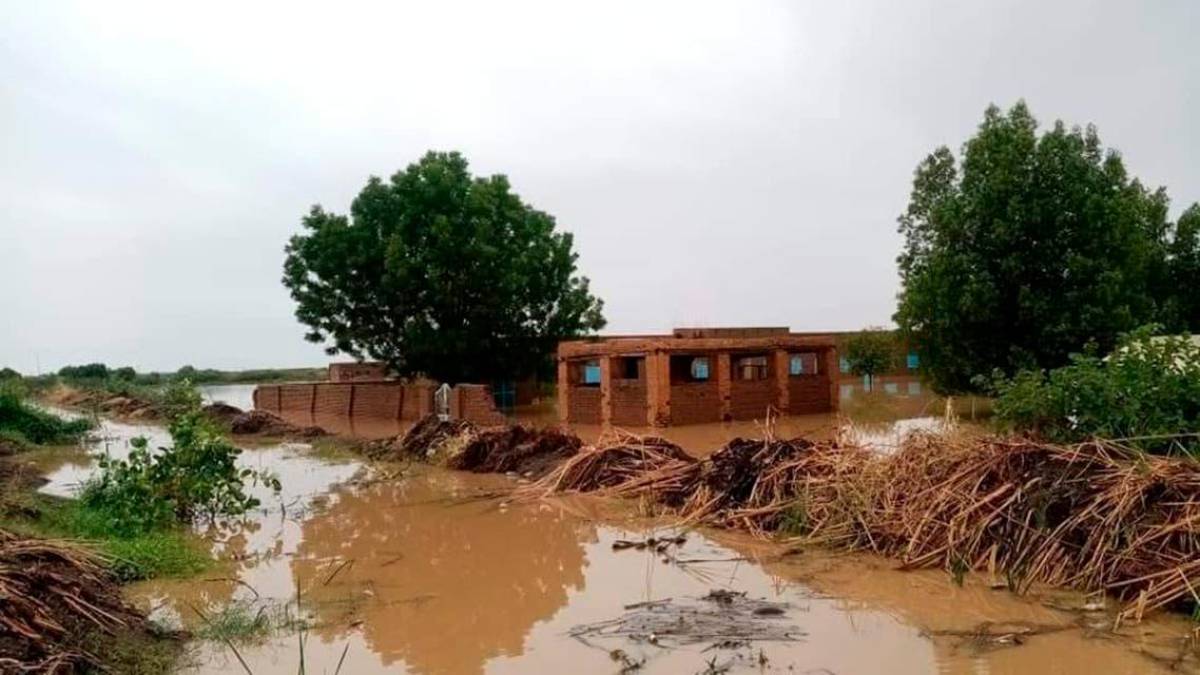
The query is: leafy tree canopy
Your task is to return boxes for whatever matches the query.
[58,363,110,380]
[844,328,896,390]
[283,151,605,383]
[895,101,1200,393]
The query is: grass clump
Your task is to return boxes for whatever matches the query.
[195,600,276,644]
[7,494,210,580]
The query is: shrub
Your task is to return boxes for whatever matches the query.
[0,381,93,445]
[81,383,280,535]
[991,326,1200,454]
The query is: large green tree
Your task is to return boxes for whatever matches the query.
[895,101,1199,393]
[283,151,605,383]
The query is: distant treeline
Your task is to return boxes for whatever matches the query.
[4,363,325,387]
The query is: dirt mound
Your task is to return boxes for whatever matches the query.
[229,410,325,438]
[202,402,244,425]
[44,386,159,420]
[446,425,583,477]
[0,530,161,673]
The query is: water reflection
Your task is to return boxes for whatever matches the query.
[293,471,591,674]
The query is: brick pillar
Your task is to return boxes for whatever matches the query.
[716,352,732,421]
[599,356,613,427]
[347,384,356,417]
[309,384,318,415]
[557,359,569,425]
[645,352,670,427]
[825,347,840,413]
[773,350,789,413]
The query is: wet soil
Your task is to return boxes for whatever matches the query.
[34,409,1200,675]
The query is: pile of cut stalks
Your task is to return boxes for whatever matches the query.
[0,529,151,672]
[521,429,1200,626]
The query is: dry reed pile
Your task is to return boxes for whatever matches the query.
[0,529,147,673]
[868,435,1200,623]
[534,433,699,506]
[533,430,1200,622]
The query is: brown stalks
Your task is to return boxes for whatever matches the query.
[532,430,1200,624]
[0,529,149,673]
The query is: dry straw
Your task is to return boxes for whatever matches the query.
[530,430,1200,625]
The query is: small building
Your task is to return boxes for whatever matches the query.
[327,361,391,383]
[557,328,839,427]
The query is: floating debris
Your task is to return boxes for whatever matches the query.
[569,591,801,648]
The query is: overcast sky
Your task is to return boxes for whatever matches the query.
[2,1,1197,373]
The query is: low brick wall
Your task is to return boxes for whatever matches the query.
[669,382,721,425]
[251,381,516,424]
[449,384,507,426]
[567,386,601,424]
[788,376,832,414]
[729,379,776,420]
[611,381,647,427]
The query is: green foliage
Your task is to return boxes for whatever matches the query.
[21,496,210,580]
[0,381,93,445]
[81,384,280,535]
[112,366,137,382]
[991,326,1200,455]
[0,367,20,381]
[895,101,1200,393]
[844,328,896,390]
[282,150,606,383]
[58,363,110,380]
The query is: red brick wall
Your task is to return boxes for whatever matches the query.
[568,386,601,424]
[451,385,507,426]
[729,379,776,420]
[611,381,647,427]
[788,376,832,413]
[254,382,433,421]
[351,383,402,418]
[669,382,721,424]
[402,384,433,419]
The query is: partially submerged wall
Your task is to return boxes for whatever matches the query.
[253,381,507,427]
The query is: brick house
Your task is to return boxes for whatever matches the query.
[557,327,839,427]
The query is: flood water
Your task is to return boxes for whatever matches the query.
[34,405,1200,674]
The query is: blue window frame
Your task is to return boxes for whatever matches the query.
[906,353,920,370]
[583,361,601,384]
[691,357,710,380]
[839,357,850,373]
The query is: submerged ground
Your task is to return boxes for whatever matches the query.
[24,385,1200,674]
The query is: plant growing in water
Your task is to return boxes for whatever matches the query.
[81,382,280,535]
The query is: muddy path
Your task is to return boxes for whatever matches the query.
[36,411,1200,674]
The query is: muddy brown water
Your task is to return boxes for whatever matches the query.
[34,408,1200,674]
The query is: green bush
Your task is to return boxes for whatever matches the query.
[81,383,280,535]
[0,381,93,445]
[991,326,1200,454]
